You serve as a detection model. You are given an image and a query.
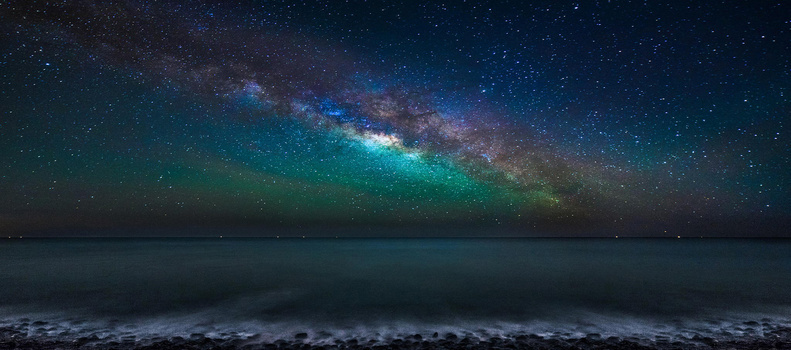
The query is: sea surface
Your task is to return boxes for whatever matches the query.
[1,237,790,349]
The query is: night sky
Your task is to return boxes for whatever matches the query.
[1,0,789,236]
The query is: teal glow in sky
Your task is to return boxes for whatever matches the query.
[1,0,788,236]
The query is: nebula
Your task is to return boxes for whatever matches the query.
[1,0,788,235]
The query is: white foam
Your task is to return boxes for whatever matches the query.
[2,306,790,346]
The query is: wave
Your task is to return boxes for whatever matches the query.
[2,307,790,349]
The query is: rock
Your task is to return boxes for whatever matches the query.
[586,333,602,340]
[490,336,503,343]
[294,332,308,340]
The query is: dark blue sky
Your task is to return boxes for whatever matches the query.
[1,0,788,236]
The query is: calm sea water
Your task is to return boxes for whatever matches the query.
[1,238,790,343]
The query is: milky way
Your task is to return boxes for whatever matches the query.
[1,0,788,235]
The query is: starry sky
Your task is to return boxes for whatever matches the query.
[1,0,789,236]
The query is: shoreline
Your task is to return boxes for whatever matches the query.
[2,323,790,350]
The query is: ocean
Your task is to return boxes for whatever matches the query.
[1,237,790,349]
